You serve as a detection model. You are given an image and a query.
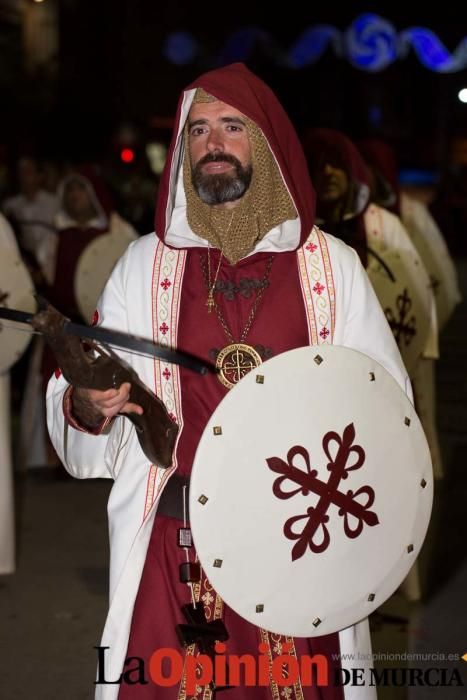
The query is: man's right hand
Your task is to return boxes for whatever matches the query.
[72,382,144,429]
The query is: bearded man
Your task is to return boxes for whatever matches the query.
[47,64,410,700]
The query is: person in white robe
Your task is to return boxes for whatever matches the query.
[46,64,414,700]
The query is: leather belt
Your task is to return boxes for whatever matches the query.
[156,474,190,522]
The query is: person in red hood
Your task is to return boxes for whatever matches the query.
[46,65,411,700]
[303,128,436,360]
[356,137,461,333]
[303,129,377,269]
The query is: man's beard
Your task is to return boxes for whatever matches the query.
[192,153,253,205]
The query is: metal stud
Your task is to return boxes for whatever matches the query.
[213,426,222,436]
[256,375,265,384]
[367,593,375,602]
[213,559,223,568]
[404,417,411,426]
[256,604,264,613]
[312,618,322,627]
[198,494,208,505]
[314,355,323,366]
[420,479,427,488]
[369,372,375,382]
[407,544,414,553]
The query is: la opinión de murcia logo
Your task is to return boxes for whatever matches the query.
[94,646,465,690]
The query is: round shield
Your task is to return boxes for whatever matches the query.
[0,246,36,372]
[367,247,432,375]
[402,217,455,332]
[190,345,433,637]
[74,232,133,323]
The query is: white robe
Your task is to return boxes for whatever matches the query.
[47,225,410,700]
[400,192,461,332]
[2,189,58,284]
[364,203,440,600]
[364,203,438,362]
[0,213,20,574]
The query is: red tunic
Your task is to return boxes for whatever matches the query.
[119,249,344,700]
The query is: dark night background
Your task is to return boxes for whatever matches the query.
[1,2,466,172]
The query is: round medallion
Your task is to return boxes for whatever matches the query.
[215,343,262,389]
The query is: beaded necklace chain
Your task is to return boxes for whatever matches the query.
[200,253,274,389]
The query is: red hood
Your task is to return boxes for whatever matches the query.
[155,63,315,251]
[303,128,371,192]
[356,138,401,215]
[302,128,371,267]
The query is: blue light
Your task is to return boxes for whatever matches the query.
[368,105,382,126]
[345,14,398,72]
[288,26,341,69]
[163,32,198,66]
[216,28,261,65]
[399,29,467,72]
[163,18,467,73]
[398,169,439,186]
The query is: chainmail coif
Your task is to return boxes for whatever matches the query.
[183,88,297,264]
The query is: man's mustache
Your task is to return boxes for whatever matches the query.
[195,153,242,170]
